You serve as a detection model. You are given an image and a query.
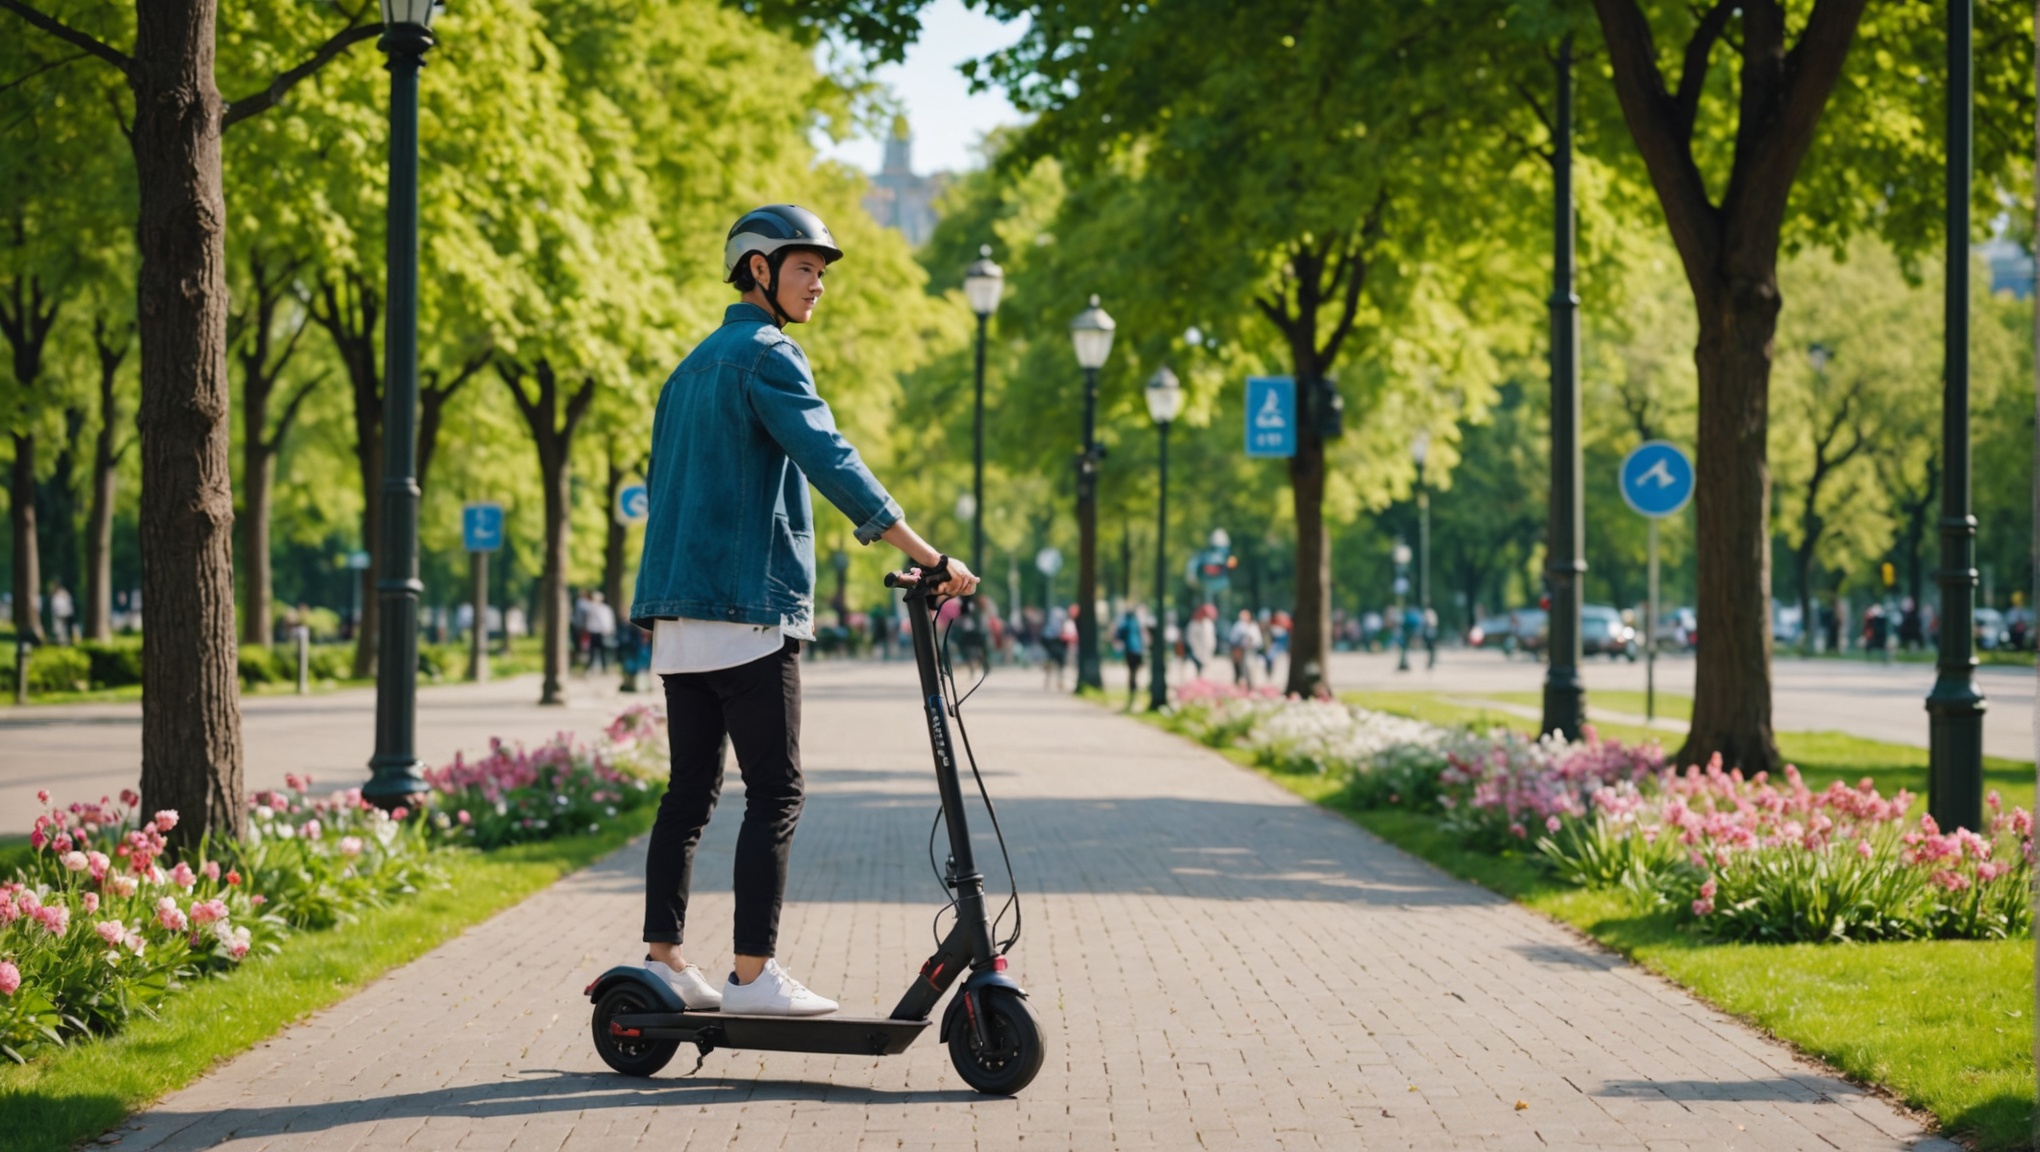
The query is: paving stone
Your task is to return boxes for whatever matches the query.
[121,661,1963,1150]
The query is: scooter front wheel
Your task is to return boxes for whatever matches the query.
[592,984,680,1077]
[949,989,1046,1095]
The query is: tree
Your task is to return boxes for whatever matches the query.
[229,251,319,646]
[972,0,1522,696]
[83,309,133,641]
[498,359,594,704]
[0,0,381,843]
[1576,0,2031,771]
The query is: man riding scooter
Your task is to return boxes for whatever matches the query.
[628,204,977,1016]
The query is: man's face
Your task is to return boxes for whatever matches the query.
[754,250,828,324]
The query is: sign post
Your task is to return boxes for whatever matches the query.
[1035,546,1063,614]
[462,503,505,682]
[1618,441,1695,721]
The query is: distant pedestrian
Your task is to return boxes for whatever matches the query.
[1044,605,1076,691]
[48,583,74,646]
[1113,607,1146,706]
[1228,610,1261,688]
[584,591,618,673]
[1186,604,1217,680]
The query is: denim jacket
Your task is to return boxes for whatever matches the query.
[629,303,901,635]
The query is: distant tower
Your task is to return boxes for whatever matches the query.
[863,116,944,247]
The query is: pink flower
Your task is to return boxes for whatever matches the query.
[456,810,471,826]
[300,819,322,841]
[250,894,267,907]
[87,851,110,880]
[61,851,88,872]
[391,806,409,821]
[96,920,125,946]
[35,790,48,805]
[155,897,188,932]
[107,874,138,898]
[338,836,364,857]
[170,862,197,890]
[225,870,241,887]
[1545,815,1563,834]
[82,892,99,914]
[152,810,179,832]
[1930,870,1971,893]
[33,904,70,936]
[190,899,229,926]
[1856,840,1874,860]
[202,860,220,882]
[0,961,19,996]
[28,830,44,852]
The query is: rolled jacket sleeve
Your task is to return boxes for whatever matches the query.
[747,342,902,545]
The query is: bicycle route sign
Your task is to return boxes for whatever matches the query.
[461,503,505,552]
[1618,441,1695,519]
[1244,376,1296,458]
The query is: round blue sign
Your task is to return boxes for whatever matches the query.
[615,483,649,526]
[1619,441,1694,519]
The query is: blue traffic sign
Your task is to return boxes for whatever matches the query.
[1245,376,1296,458]
[1619,441,1695,518]
[461,503,505,552]
[615,482,649,526]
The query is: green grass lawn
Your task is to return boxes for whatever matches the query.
[1146,698,2039,1149]
[0,809,655,1152]
[1485,688,1693,722]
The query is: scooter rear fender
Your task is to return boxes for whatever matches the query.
[584,965,687,1012]
[938,968,1027,1044]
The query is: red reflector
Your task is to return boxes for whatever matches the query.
[609,1022,641,1038]
[929,963,945,983]
[583,982,596,996]
[993,957,1008,972]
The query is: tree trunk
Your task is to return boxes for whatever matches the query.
[1285,423,1330,697]
[241,440,274,644]
[39,406,85,601]
[132,0,246,846]
[310,274,382,679]
[538,438,569,704]
[85,318,130,643]
[1675,289,1779,774]
[501,359,593,706]
[602,451,626,612]
[10,432,43,644]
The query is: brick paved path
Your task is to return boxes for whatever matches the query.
[116,661,1955,1151]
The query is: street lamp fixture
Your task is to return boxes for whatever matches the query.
[964,246,1003,582]
[1146,367,1182,712]
[1806,343,1831,374]
[1068,295,1115,693]
[364,0,439,808]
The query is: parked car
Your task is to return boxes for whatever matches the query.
[1582,604,1639,660]
[1468,612,1514,651]
[1654,607,1697,651]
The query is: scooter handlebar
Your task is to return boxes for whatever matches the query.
[883,556,953,591]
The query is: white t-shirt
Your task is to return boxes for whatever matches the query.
[651,617,789,674]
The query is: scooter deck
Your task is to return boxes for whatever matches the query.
[609,1010,931,1057]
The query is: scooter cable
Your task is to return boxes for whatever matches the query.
[933,606,1023,955]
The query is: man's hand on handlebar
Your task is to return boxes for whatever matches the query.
[904,555,978,598]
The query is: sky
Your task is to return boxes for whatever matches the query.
[812,0,1029,176]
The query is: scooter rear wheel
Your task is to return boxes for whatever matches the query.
[592,984,680,1077]
[949,989,1045,1095]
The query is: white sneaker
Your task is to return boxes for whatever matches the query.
[720,959,838,1017]
[644,959,722,1011]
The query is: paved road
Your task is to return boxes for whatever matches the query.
[0,674,639,834]
[113,660,1952,1151]
[1323,648,2037,761]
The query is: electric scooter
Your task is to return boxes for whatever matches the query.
[584,560,1045,1095]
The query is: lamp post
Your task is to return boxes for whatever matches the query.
[1069,295,1116,693]
[364,0,438,808]
[1927,0,1984,831]
[1145,366,1182,711]
[1412,430,1434,669]
[1393,539,1413,672]
[1542,32,1587,741]
[963,247,1004,581]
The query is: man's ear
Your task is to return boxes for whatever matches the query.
[749,252,772,286]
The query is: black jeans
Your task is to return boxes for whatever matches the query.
[644,638,804,956]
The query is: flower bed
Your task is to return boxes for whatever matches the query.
[0,705,669,1063]
[1164,687,2033,943]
